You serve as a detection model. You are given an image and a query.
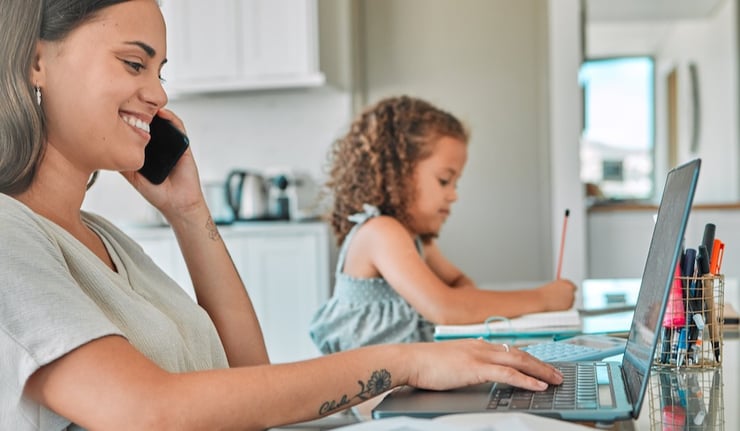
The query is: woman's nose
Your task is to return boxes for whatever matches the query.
[142,77,168,110]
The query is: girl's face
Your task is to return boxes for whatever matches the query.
[34,0,167,178]
[406,136,468,237]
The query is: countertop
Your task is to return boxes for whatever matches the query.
[588,201,740,213]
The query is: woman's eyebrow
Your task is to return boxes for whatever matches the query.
[123,40,167,66]
[124,40,155,57]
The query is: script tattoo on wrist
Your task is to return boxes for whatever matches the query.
[205,216,220,241]
[318,369,392,415]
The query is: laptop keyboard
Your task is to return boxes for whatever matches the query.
[488,363,615,411]
[521,339,621,362]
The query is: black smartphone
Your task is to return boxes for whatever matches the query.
[138,115,190,185]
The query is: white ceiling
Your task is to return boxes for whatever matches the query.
[587,0,728,22]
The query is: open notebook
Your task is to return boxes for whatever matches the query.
[434,309,582,339]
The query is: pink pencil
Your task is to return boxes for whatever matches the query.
[556,209,570,279]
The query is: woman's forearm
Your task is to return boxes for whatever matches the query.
[168,203,269,366]
[160,344,410,431]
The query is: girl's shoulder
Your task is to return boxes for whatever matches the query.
[352,215,418,255]
[356,214,407,236]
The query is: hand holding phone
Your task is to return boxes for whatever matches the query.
[138,115,190,184]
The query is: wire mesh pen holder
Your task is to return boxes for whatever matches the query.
[647,368,724,430]
[654,275,724,369]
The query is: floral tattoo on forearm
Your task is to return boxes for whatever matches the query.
[205,216,220,241]
[319,369,392,415]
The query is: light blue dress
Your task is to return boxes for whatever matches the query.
[309,204,435,354]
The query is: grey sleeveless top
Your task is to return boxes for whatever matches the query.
[309,204,435,354]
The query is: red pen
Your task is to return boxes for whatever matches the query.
[709,239,724,274]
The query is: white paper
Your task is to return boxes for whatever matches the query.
[334,412,595,431]
[435,309,582,336]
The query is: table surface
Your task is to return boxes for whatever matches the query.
[271,277,740,431]
[271,336,738,430]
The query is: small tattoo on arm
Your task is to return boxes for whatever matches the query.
[318,369,392,415]
[205,216,220,241]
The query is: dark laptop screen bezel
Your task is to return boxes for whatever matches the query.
[621,159,701,418]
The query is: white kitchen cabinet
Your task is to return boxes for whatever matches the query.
[160,0,325,95]
[123,221,330,363]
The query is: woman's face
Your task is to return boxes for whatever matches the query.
[35,0,167,177]
[406,136,468,237]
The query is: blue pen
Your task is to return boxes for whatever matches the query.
[676,328,688,367]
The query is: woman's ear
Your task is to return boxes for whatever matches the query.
[29,41,47,87]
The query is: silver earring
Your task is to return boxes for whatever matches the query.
[34,86,41,106]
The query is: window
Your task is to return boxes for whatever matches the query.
[579,57,655,201]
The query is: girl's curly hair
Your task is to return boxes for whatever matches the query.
[326,95,469,245]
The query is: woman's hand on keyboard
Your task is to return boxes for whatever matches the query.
[400,338,564,392]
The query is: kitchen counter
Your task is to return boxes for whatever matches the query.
[588,201,740,213]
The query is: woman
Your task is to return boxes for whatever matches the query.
[0,1,563,430]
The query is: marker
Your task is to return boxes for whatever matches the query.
[556,209,569,280]
[701,223,716,262]
[683,248,697,355]
[709,239,724,275]
[663,265,686,328]
[697,240,725,362]
[697,244,720,363]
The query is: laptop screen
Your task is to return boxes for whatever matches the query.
[621,159,700,417]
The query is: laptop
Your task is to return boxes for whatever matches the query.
[372,158,701,423]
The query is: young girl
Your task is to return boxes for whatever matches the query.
[310,96,576,354]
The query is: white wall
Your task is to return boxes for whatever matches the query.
[359,0,586,285]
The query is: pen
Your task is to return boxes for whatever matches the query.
[691,313,705,364]
[683,248,697,354]
[696,244,718,363]
[676,328,687,367]
[702,269,720,362]
[556,209,569,280]
[669,329,680,365]
[660,327,673,364]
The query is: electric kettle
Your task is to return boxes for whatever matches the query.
[225,170,268,220]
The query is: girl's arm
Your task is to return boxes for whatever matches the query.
[349,217,575,324]
[423,240,476,289]
[24,335,563,431]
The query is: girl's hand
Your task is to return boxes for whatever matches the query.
[402,339,563,392]
[537,279,577,311]
[121,109,206,222]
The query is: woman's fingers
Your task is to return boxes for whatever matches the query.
[408,339,565,392]
[481,345,563,387]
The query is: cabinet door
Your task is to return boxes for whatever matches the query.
[239,232,327,363]
[161,0,239,85]
[238,0,318,79]
[160,0,323,93]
